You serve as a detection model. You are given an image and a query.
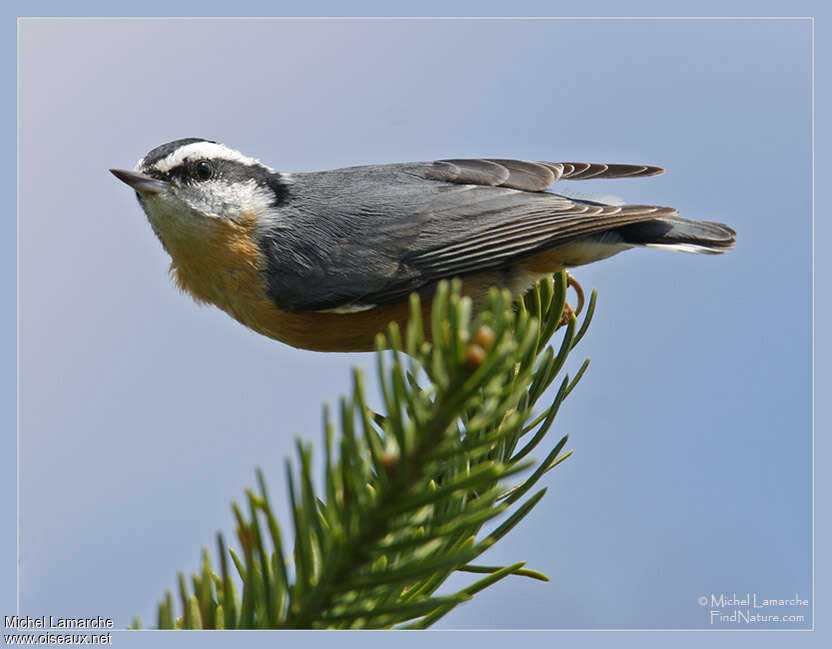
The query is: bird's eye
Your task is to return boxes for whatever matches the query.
[194,160,214,181]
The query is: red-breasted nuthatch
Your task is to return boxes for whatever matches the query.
[110,138,735,352]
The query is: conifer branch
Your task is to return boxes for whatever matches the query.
[136,272,596,629]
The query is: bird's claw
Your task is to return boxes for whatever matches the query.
[560,273,585,325]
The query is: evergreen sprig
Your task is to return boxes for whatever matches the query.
[136,271,597,630]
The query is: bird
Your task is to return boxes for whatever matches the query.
[110,138,736,352]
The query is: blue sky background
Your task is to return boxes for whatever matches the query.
[9,8,823,645]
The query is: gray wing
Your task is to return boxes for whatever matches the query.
[260,159,675,312]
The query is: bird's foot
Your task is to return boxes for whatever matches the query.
[560,273,585,325]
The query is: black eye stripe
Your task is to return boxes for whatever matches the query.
[146,157,270,180]
[147,159,215,183]
[140,157,289,207]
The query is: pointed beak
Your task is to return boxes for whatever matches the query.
[109,169,170,195]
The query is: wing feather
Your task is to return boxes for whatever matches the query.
[410,204,678,277]
[419,159,663,192]
[557,162,665,180]
[269,159,677,312]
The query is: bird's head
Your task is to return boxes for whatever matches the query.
[110,138,288,247]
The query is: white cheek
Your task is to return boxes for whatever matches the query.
[178,179,273,220]
[143,180,274,228]
[139,178,275,249]
[140,192,199,236]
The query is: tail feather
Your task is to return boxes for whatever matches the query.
[615,215,736,254]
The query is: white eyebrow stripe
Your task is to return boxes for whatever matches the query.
[149,142,273,173]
